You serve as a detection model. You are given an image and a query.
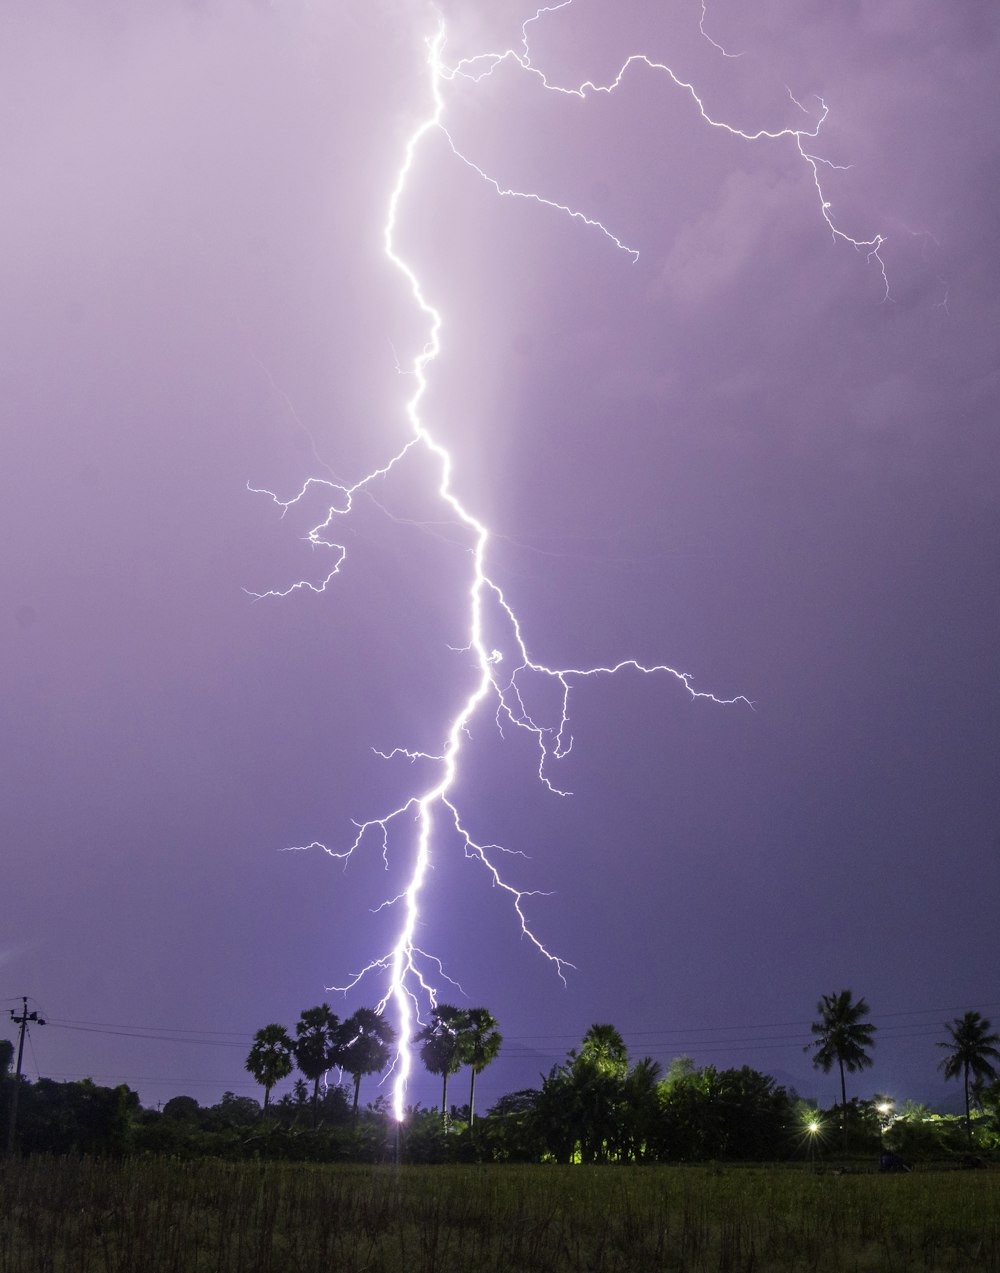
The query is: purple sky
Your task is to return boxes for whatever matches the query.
[4,0,998,1116]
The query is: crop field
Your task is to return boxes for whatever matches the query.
[2,1157,998,1273]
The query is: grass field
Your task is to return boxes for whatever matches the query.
[2,1157,997,1272]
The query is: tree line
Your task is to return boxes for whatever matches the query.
[807,992,1000,1145]
[4,992,999,1163]
[243,1003,502,1127]
[245,1005,393,1123]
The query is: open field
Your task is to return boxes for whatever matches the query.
[2,1157,998,1273]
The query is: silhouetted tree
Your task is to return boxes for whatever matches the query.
[340,1008,394,1124]
[652,1060,793,1162]
[938,1011,1000,1142]
[482,1089,546,1162]
[534,1024,632,1163]
[534,1064,581,1163]
[162,1094,200,1123]
[807,990,876,1143]
[12,1078,137,1156]
[417,1005,468,1128]
[245,1024,295,1113]
[210,1090,261,1128]
[460,1007,502,1125]
[293,1003,343,1125]
[653,1060,711,1161]
[571,1024,630,1162]
[620,1056,661,1161]
[973,1077,1000,1145]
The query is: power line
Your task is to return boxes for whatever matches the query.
[504,1001,1000,1042]
[37,1070,267,1090]
[47,1016,252,1038]
[34,997,1000,1049]
[45,1022,248,1049]
[497,1029,950,1064]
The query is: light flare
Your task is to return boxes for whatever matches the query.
[253,3,891,1120]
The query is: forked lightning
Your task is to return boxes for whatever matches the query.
[252,2,889,1119]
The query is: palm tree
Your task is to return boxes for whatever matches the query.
[245,1023,295,1113]
[938,1011,1000,1142]
[416,1004,468,1128]
[807,991,876,1143]
[460,1007,502,1125]
[293,1003,343,1125]
[569,1024,630,1163]
[340,1007,395,1124]
[575,1023,629,1078]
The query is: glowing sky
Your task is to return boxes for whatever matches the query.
[3,0,999,1115]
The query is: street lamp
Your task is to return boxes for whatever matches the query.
[875,1099,895,1149]
[803,1115,822,1169]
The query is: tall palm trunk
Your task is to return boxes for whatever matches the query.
[469,1068,477,1126]
[441,1071,450,1129]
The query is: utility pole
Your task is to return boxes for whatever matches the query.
[7,997,45,1156]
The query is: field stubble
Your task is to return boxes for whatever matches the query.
[1,1157,997,1272]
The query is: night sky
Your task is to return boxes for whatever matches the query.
[4,0,998,1117]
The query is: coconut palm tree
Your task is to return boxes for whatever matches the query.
[340,1008,395,1125]
[460,1007,502,1125]
[416,1004,468,1128]
[293,1003,343,1125]
[938,1011,1000,1142]
[245,1023,295,1113]
[807,990,876,1144]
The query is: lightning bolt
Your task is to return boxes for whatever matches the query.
[251,3,890,1120]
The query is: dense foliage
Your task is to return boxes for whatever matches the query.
[4,1009,1000,1165]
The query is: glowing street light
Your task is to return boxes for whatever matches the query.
[876,1098,895,1147]
[802,1114,823,1170]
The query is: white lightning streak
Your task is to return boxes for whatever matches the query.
[450,5,889,296]
[253,3,890,1120]
[700,2,743,59]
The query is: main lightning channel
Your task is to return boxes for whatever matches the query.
[253,3,890,1121]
